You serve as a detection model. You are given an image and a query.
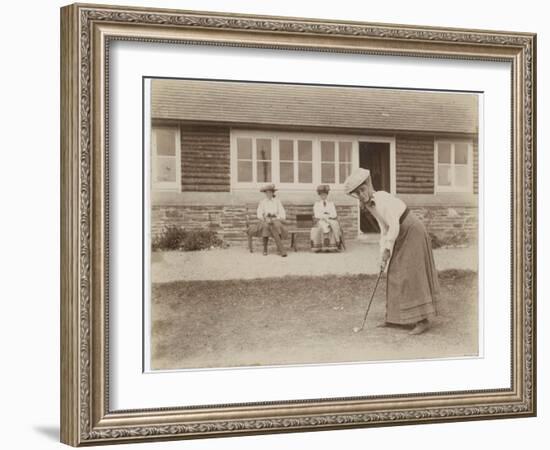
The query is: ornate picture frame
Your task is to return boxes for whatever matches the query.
[60,3,536,446]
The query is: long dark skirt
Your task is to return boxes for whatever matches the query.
[386,212,441,325]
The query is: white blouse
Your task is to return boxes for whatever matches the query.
[364,191,407,256]
[256,197,286,220]
[313,200,337,220]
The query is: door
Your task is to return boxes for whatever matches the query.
[359,141,391,233]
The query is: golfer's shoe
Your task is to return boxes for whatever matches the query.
[409,319,430,335]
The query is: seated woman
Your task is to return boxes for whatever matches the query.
[310,184,343,252]
[247,184,288,257]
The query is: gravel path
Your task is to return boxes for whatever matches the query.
[151,242,478,283]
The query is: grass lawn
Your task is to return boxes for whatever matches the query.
[151,270,478,370]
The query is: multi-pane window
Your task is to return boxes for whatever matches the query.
[277,139,313,184]
[152,127,180,190]
[320,140,353,184]
[321,141,336,183]
[297,140,313,183]
[256,139,272,183]
[236,137,253,182]
[236,137,273,183]
[435,141,473,192]
[233,132,357,188]
[339,142,353,183]
[279,140,294,183]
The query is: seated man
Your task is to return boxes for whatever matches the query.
[247,184,288,257]
[310,184,342,252]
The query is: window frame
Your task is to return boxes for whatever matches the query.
[254,137,274,184]
[151,125,181,191]
[230,130,359,191]
[434,140,474,193]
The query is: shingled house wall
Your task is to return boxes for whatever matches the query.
[152,125,478,247]
[180,125,230,192]
[395,134,435,194]
[395,134,479,195]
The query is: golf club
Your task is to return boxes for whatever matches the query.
[352,269,383,333]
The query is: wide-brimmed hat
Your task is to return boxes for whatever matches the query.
[316,184,330,194]
[344,168,371,195]
[260,183,277,193]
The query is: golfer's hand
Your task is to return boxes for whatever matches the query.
[380,249,391,272]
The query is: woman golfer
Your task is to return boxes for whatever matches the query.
[344,168,440,335]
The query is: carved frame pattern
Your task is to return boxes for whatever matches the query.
[60,3,536,446]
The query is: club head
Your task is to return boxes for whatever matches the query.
[352,326,362,333]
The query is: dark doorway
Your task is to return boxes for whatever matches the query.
[359,142,391,233]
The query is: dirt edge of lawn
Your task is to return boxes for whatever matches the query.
[153,268,476,287]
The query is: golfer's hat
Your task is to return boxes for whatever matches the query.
[260,183,277,193]
[344,168,371,195]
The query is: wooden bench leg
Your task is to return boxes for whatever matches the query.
[340,234,346,251]
[247,234,253,253]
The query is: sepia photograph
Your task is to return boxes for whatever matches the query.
[58,2,537,446]
[145,78,480,371]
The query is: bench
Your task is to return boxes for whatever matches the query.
[245,209,294,253]
[289,214,314,252]
[290,214,347,252]
[245,210,345,252]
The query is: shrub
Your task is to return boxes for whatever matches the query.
[182,229,224,251]
[152,225,187,251]
[152,226,224,251]
[429,233,444,249]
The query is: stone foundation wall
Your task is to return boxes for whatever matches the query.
[152,204,359,245]
[152,203,477,247]
[410,206,478,245]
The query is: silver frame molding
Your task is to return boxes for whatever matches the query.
[60,3,536,446]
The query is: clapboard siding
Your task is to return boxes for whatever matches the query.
[396,135,435,194]
[396,134,478,194]
[180,125,230,192]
